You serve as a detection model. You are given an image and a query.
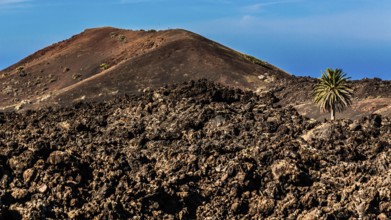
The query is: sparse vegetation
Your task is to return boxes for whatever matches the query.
[16,66,27,77]
[100,63,110,70]
[16,66,24,72]
[72,73,82,80]
[110,32,126,43]
[109,32,118,39]
[117,35,126,43]
[242,54,268,67]
[313,68,353,120]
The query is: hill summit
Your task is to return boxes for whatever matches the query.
[0,27,290,110]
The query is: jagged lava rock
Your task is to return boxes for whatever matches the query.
[0,80,390,219]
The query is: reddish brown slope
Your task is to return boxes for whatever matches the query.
[0,27,290,110]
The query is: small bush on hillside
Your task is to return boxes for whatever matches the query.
[72,73,82,80]
[110,32,126,43]
[110,32,118,38]
[16,66,24,72]
[100,63,110,70]
[117,35,126,43]
[16,66,27,77]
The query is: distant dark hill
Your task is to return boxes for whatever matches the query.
[0,27,290,110]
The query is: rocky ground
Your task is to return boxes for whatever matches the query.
[0,80,390,219]
[275,76,391,105]
[274,76,391,120]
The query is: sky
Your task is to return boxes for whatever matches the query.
[0,0,390,80]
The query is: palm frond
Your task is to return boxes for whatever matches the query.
[313,68,353,115]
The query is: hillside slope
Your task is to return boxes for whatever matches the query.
[1,26,389,120]
[0,27,290,110]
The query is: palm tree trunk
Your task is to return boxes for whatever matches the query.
[331,106,335,121]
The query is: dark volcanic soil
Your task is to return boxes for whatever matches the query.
[0,80,390,219]
[0,27,289,111]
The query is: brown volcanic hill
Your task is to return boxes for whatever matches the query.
[1,26,389,120]
[0,27,290,111]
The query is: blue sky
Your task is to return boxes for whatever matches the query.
[1,0,390,80]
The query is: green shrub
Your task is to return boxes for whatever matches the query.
[110,32,118,39]
[117,35,126,43]
[100,63,110,70]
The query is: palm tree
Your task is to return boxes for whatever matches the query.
[313,68,353,120]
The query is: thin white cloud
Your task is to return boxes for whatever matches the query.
[242,3,263,13]
[242,0,303,13]
[197,9,391,45]
[0,0,30,5]
[0,0,31,10]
